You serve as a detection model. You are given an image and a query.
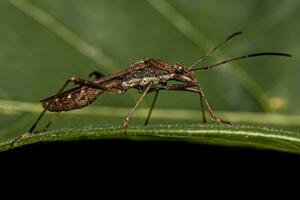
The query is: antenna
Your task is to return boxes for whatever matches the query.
[191,52,291,71]
[189,31,243,70]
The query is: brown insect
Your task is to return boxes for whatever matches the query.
[12,31,291,143]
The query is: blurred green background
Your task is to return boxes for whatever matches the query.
[0,0,299,142]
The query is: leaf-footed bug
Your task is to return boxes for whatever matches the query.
[12,31,291,144]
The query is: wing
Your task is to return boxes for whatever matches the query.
[41,58,173,103]
[95,58,173,84]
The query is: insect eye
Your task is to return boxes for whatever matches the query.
[175,65,183,72]
[174,63,185,73]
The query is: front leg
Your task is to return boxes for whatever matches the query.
[174,83,230,124]
[153,82,229,125]
[145,83,198,124]
[194,85,230,124]
[159,82,207,124]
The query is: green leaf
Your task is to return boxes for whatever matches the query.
[2,125,300,155]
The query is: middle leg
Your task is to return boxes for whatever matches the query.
[123,82,153,133]
[144,90,159,126]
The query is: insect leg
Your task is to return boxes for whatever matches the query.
[11,109,47,145]
[36,72,106,132]
[199,91,207,123]
[195,85,230,124]
[39,76,107,92]
[12,76,107,145]
[156,83,207,123]
[29,78,82,132]
[123,82,153,133]
[32,112,60,134]
[88,71,105,79]
[144,90,159,125]
[166,84,229,124]
[11,77,77,144]
[68,76,107,90]
[42,76,107,92]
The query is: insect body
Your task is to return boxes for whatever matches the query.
[42,58,195,111]
[12,31,291,144]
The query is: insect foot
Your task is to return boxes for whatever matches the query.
[214,117,231,125]
[11,131,31,146]
[123,118,129,134]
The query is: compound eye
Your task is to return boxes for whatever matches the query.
[175,64,184,72]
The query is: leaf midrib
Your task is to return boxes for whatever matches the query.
[1,125,300,154]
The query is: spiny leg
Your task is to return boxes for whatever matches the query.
[35,72,106,133]
[155,83,207,123]
[11,77,76,144]
[11,109,47,145]
[33,112,60,134]
[29,76,81,132]
[88,71,105,79]
[123,82,152,133]
[155,83,228,124]
[144,90,159,126]
[68,76,107,90]
[12,76,107,144]
[198,91,207,123]
[148,83,207,124]
[196,85,230,124]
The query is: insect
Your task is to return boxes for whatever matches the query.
[12,31,291,143]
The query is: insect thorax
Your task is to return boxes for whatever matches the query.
[120,67,173,90]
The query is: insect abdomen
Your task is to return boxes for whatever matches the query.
[41,87,103,112]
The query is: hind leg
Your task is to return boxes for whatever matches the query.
[34,71,106,133]
[11,109,48,145]
[11,77,74,144]
[88,71,105,79]
[12,75,106,145]
[38,71,106,132]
